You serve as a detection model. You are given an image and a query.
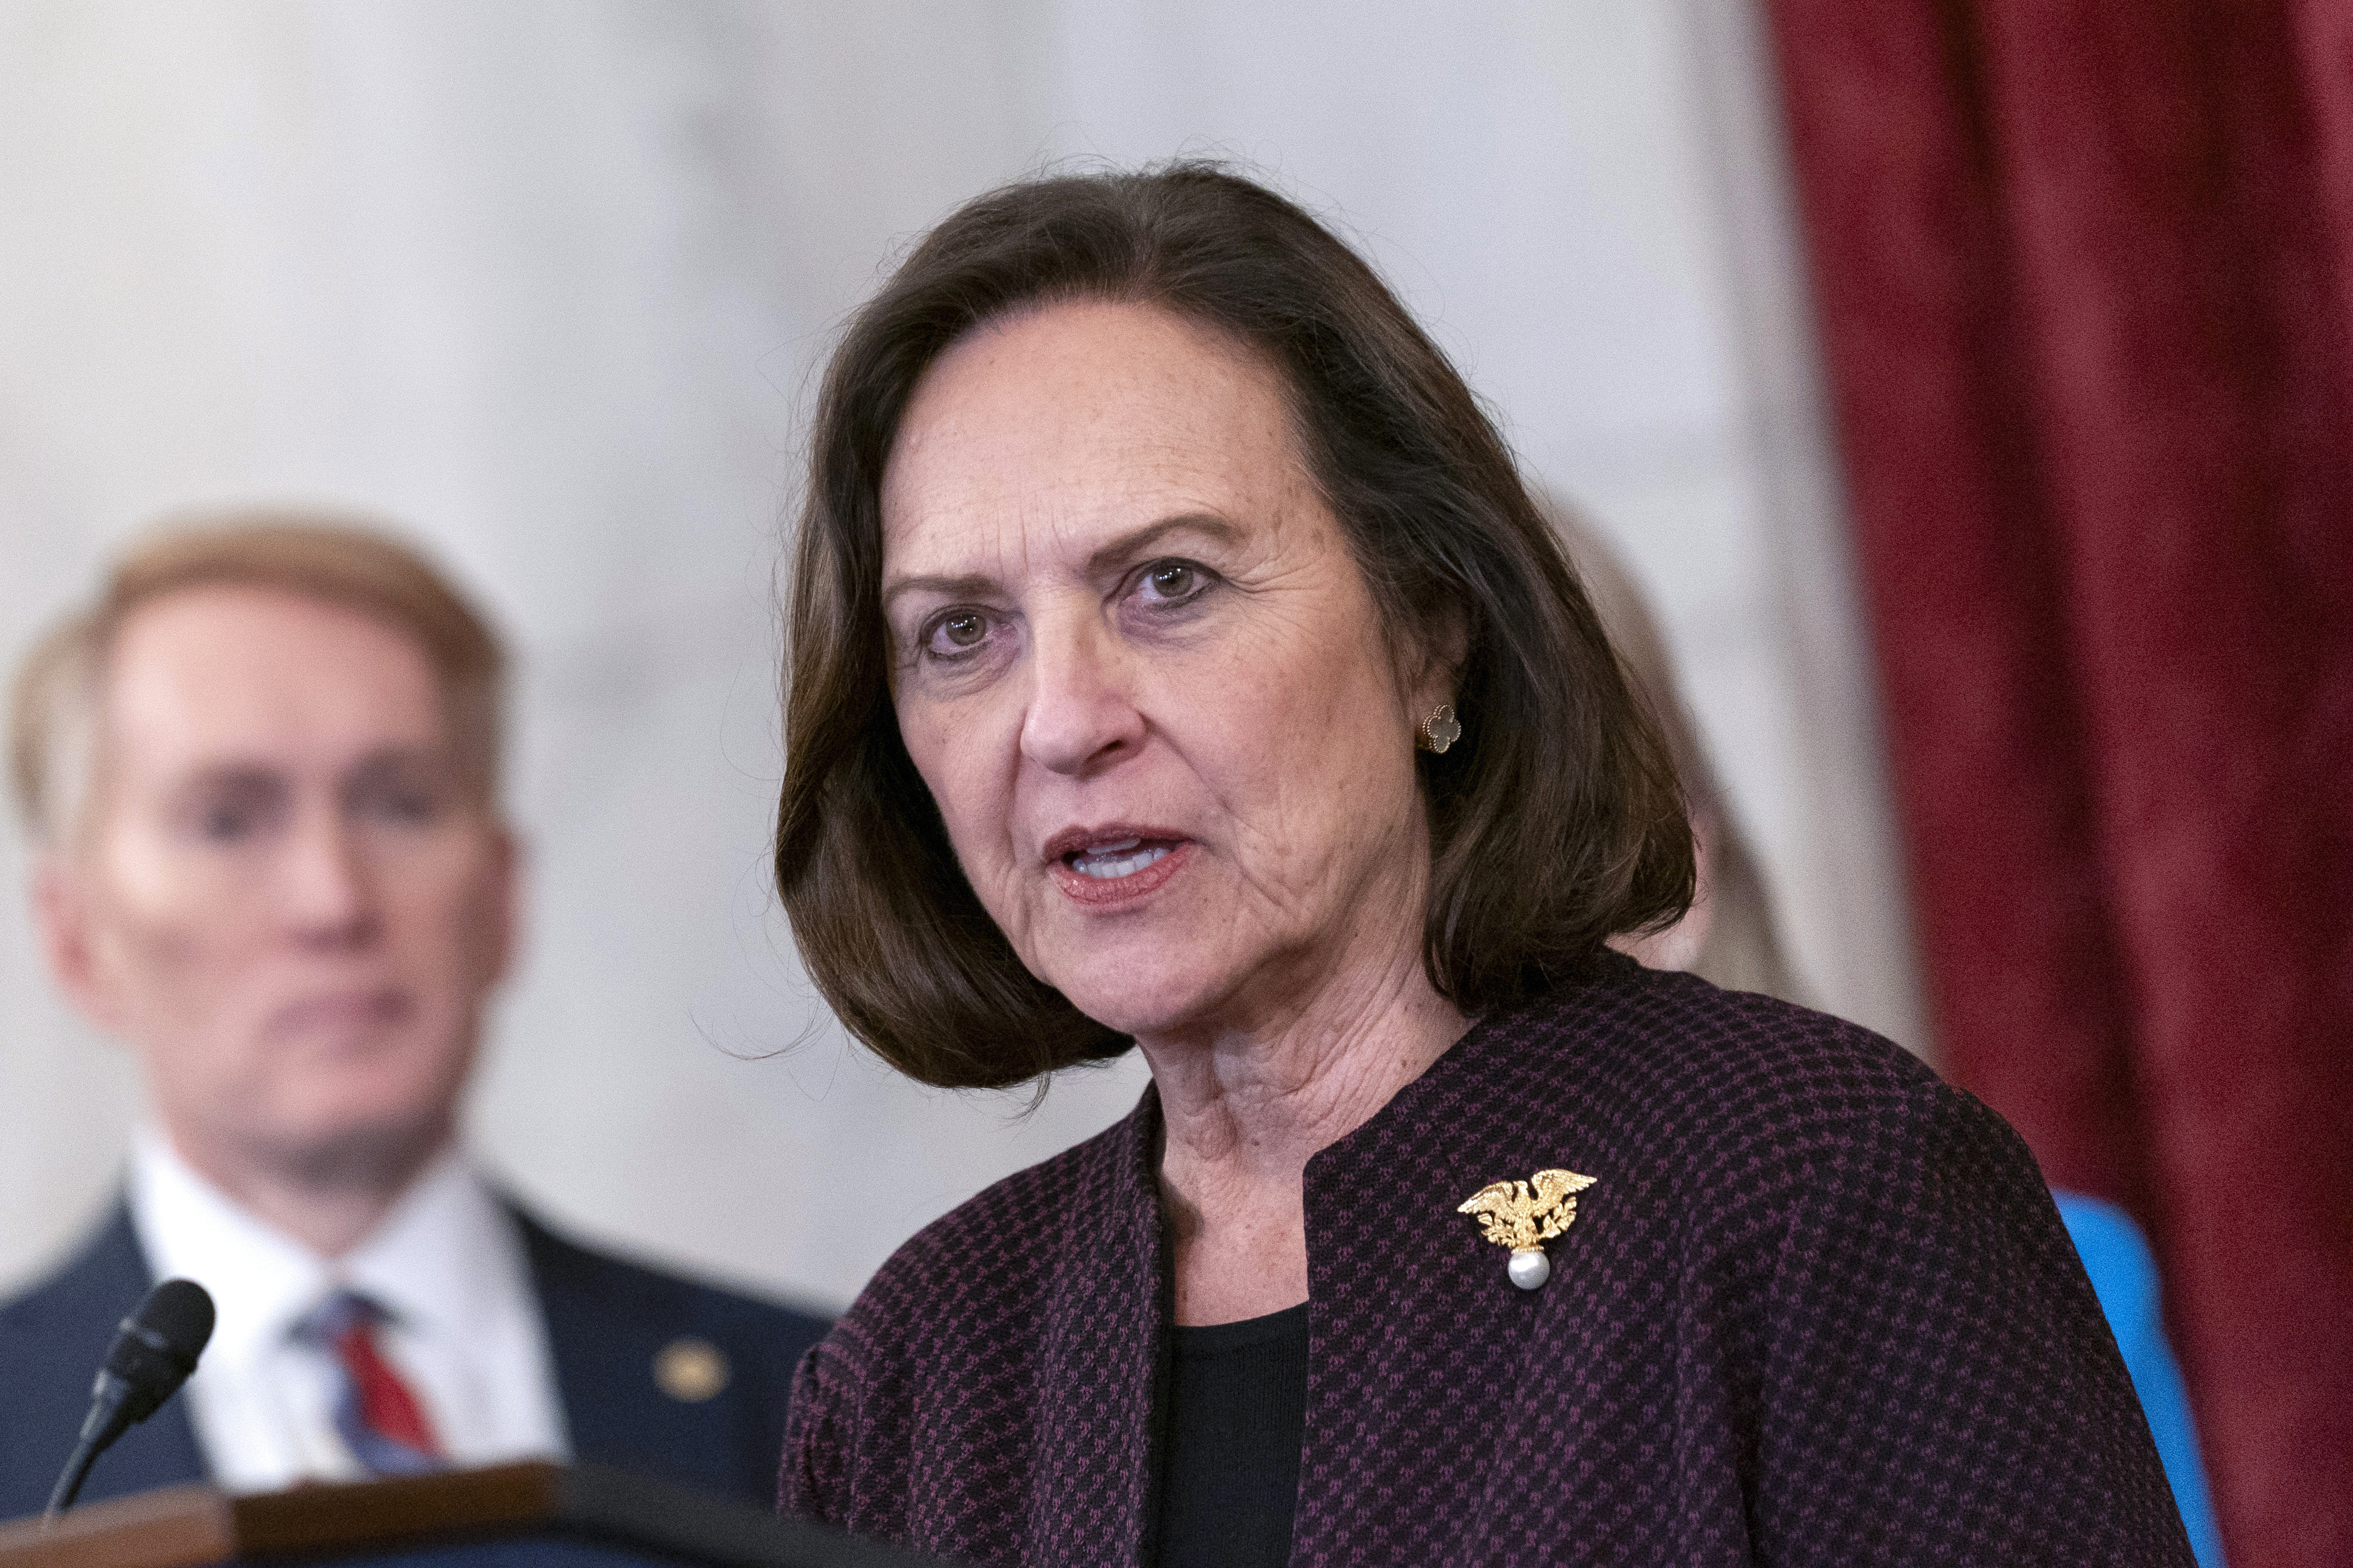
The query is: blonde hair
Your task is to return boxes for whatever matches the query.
[9,512,507,846]
[1547,498,1800,1004]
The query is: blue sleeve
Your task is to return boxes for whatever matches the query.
[2054,1190,2227,1568]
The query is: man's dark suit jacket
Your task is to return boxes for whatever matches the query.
[0,1200,828,1522]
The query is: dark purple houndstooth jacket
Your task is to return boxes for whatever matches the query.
[782,955,2194,1566]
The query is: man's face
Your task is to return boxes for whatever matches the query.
[37,585,515,1188]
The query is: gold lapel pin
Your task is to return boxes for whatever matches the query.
[653,1336,731,1403]
[1458,1168,1597,1289]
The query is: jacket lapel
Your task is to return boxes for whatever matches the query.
[1293,994,1619,1565]
[1027,1091,1167,1567]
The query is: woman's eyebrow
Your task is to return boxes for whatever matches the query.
[1084,513,1239,575]
[880,572,999,612]
[881,514,1240,610]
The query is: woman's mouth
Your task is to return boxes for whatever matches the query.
[1045,829,1193,906]
[1067,836,1172,879]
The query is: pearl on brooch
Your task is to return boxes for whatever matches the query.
[1459,1168,1594,1293]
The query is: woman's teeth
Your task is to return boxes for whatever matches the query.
[1069,839,1170,879]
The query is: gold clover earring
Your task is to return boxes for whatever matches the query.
[1417,703,1461,754]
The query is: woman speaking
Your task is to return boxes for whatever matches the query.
[772,165,2190,1566]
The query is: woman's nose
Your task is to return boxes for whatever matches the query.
[1019,612,1146,778]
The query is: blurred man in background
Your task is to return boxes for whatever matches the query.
[0,517,826,1517]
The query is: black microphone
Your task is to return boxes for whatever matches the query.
[45,1278,216,1522]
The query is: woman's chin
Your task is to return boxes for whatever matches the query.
[1051,960,1230,1042]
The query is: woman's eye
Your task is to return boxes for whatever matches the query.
[924,610,992,657]
[1137,560,1207,605]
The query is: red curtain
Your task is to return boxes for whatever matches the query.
[1757,1,2353,1562]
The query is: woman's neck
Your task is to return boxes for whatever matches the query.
[1138,923,1469,1326]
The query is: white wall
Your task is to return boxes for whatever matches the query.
[0,0,1920,1307]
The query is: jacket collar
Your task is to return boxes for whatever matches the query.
[1041,974,1605,1565]
[1021,1085,1167,1567]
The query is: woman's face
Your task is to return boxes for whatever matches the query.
[881,300,1446,1040]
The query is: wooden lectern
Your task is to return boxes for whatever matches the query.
[0,1463,955,1568]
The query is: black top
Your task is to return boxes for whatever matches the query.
[1153,1303,1311,1568]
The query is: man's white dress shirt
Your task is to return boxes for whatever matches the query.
[127,1128,571,1494]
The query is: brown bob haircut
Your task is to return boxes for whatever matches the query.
[776,163,1694,1089]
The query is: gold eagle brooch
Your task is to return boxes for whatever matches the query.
[1457,1168,1597,1290]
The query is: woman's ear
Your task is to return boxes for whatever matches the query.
[1415,602,1472,708]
